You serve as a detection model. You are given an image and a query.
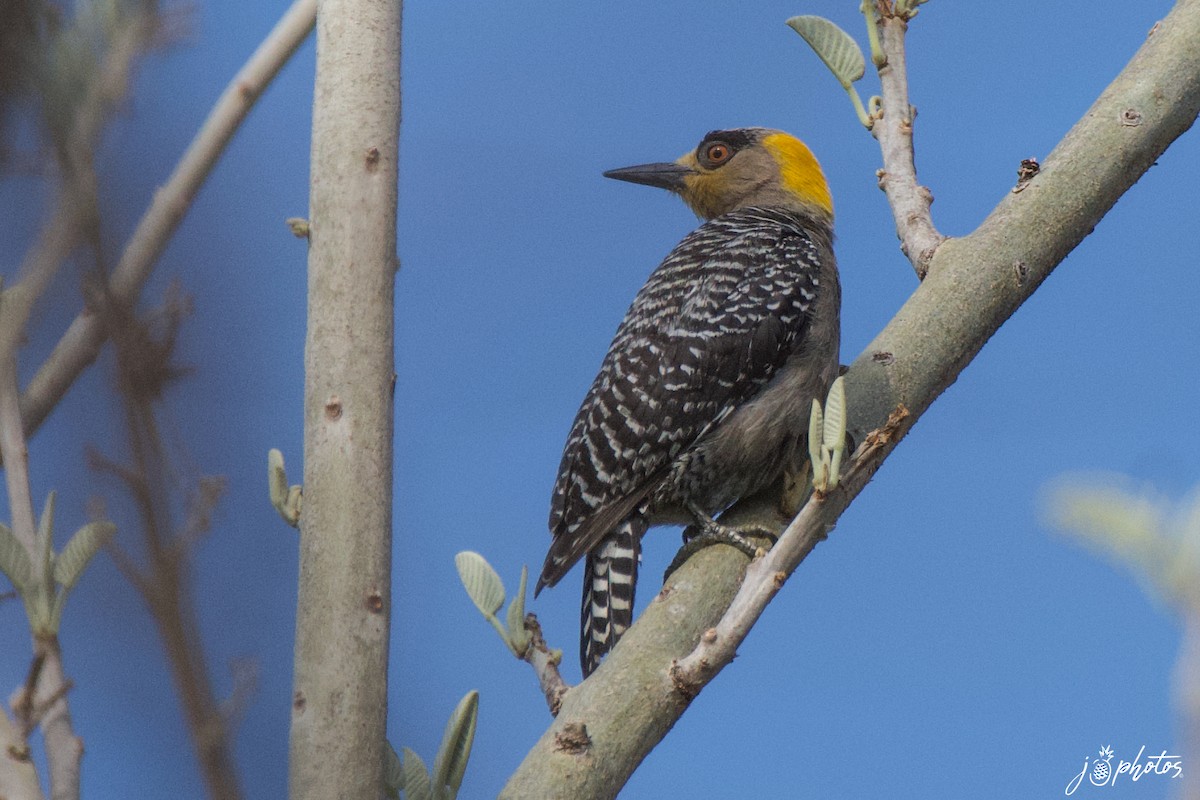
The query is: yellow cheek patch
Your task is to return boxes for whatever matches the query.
[675,151,724,219]
[762,133,833,217]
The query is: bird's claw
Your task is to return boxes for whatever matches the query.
[664,523,777,582]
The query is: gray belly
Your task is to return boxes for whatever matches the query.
[647,346,840,524]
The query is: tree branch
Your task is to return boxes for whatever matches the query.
[872,0,944,278]
[0,706,43,800]
[18,0,317,439]
[0,3,312,796]
[501,2,1200,796]
[92,291,243,800]
[0,191,88,800]
[670,407,908,689]
[287,0,400,796]
[0,11,157,794]
[521,614,570,716]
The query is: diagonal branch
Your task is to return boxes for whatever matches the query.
[500,2,1200,796]
[670,406,909,689]
[18,0,317,439]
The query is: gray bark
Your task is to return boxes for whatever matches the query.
[288,0,401,797]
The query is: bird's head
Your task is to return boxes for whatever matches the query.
[603,127,833,223]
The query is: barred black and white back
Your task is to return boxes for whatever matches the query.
[536,205,836,676]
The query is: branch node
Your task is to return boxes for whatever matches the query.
[286,217,311,238]
[7,741,32,761]
[521,613,571,716]
[1014,260,1030,286]
[871,351,896,366]
[553,722,591,755]
[668,660,704,700]
[1121,107,1144,126]
[1012,157,1041,193]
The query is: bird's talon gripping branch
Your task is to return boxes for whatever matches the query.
[683,500,777,544]
[663,520,773,584]
[537,128,841,678]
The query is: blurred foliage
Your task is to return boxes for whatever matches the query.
[0,0,47,163]
[1048,477,1200,612]
[0,0,160,169]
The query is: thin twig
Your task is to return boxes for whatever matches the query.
[521,614,570,716]
[871,0,944,278]
[671,407,909,689]
[91,293,243,800]
[0,310,80,800]
[0,190,91,548]
[19,0,318,438]
[11,651,47,739]
[0,7,184,800]
[103,538,154,600]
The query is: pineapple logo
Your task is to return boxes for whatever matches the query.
[1090,745,1115,786]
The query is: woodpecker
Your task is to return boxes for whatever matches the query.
[536,127,840,677]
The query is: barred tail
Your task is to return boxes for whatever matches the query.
[580,515,645,677]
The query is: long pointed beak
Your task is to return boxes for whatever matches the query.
[602,161,695,193]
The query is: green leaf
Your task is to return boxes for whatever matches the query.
[54,521,116,591]
[268,448,301,527]
[37,491,56,589]
[0,522,32,594]
[828,447,844,492]
[806,398,825,465]
[786,15,866,89]
[823,376,847,454]
[432,691,479,800]
[809,399,829,491]
[383,741,403,799]
[401,747,433,800]
[505,565,530,655]
[896,0,930,17]
[454,551,505,618]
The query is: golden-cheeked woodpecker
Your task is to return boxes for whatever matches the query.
[535,127,840,677]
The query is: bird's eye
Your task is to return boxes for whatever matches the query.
[704,143,731,165]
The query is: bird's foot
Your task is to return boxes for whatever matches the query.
[663,518,777,582]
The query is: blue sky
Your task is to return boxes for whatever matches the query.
[2,0,1198,797]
